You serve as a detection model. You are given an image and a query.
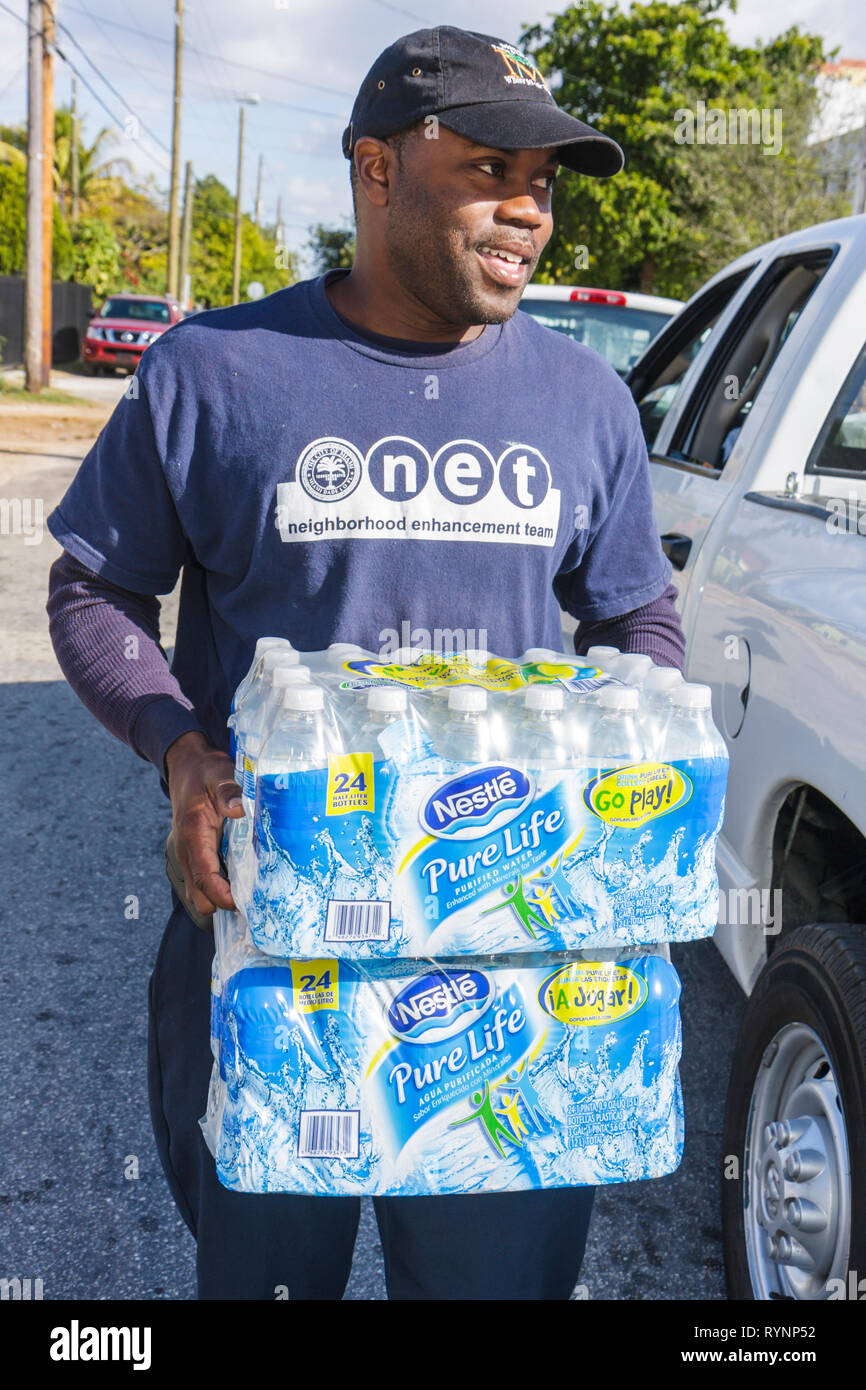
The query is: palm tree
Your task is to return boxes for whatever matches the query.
[0,107,132,213]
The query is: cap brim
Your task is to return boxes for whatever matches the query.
[437,102,624,177]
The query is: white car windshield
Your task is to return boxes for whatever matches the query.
[520,300,674,375]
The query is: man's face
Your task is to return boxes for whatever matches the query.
[381,125,558,327]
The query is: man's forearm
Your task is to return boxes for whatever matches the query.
[47,552,205,774]
[573,582,686,672]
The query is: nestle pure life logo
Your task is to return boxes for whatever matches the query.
[421,764,534,841]
[387,969,492,1044]
[584,762,692,829]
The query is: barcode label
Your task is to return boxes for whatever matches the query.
[297,1110,360,1159]
[324,900,391,942]
[242,756,256,801]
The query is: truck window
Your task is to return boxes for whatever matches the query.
[807,341,866,477]
[629,269,753,451]
[668,249,835,473]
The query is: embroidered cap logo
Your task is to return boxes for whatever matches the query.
[490,43,550,92]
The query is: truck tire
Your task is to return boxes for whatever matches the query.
[722,924,866,1300]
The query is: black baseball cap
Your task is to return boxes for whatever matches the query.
[342,26,624,178]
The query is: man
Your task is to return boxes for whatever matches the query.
[47,26,685,1300]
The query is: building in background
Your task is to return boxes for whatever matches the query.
[811,60,866,211]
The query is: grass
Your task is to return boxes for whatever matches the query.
[0,377,94,406]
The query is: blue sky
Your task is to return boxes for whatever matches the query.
[1,0,864,277]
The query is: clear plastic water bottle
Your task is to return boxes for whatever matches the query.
[273,663,311,688]
[520,646,563,664]
[234,649,301,803]
[568,645,625,710]
[643,666,684,697]
[317,643,378,693]
[229,637,294,758]
[262,664,312,738]
[233,637,294,711]
[247,686,346,941]
[437,686,496,764]
[256,685,344,788]
[326,642,369,670]
[394,645,426,666]
[462,646,492,668]
[656,685,729,933]
[210,957,222,1065]
[641,667,685,758]
[607,653,654,686]
[518,686,584,769]
[358,686,409,750]
[662,683,728,763]
[587,685,645,765]
[583,645,620,667]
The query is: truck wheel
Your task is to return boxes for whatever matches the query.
[722,925,866,1300]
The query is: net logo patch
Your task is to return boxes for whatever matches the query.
[276,436,562,548]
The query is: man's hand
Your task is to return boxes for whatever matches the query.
[165,731,245,915]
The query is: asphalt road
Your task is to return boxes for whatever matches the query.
[0,398,746,1300]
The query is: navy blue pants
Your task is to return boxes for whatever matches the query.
[147,896,596,1300]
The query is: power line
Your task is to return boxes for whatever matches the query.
[0,0,171,173]
[55,19,172,153]
[71,0,126,65]
[0,0,41,34]
[0,59,25,100]
[366,0,431,23]
[242,94,346,119]
[55,31,347,121]
[183,0,237,142]
[61,2,356,98]
[52,41,172,173]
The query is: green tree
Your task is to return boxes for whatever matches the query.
[307,222,355,273]
[84,175,167,293]
[0,163,74,278]
[520,0,846,297]
[0,165,26,274]
[69,218,123,296]
[1,108,131,213]
[189,174,299,306]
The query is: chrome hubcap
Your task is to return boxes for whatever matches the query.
[744,1023,850,1299]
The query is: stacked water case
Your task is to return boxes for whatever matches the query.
[202,641,728,1197]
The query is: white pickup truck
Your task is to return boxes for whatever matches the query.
[623,214,866,1301]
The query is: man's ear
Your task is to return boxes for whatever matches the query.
[353,137,394,209]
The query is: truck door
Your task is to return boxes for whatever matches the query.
[630,250,834,636]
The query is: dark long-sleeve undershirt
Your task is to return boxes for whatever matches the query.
[47,552,686,776]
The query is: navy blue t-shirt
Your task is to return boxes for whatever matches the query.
[48,270,671,748]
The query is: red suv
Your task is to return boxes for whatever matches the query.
[83,294,184,374]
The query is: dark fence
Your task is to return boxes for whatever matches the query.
[0,276,94,367]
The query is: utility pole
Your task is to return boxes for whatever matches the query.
[166,0,184,299]
[275,195,283,243]
[231,95,258,304]
[179,159,193,308]
[70,74,80,221]
[232,105,245,304]
[24,0,43,393]
[41,0,55,387]
[254,153,263,227]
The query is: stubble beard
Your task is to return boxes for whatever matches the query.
[383,178,527,329]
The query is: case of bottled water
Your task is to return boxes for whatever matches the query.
[201,904,684,1196]
[226,643,728,958]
